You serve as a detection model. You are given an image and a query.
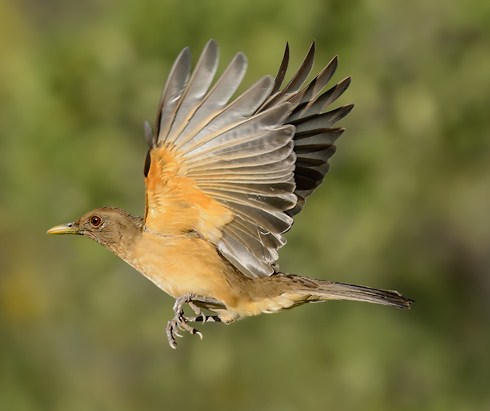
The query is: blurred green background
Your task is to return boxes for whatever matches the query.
[1,0,489,410]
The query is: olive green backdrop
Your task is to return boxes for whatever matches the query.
[1,0,489,410]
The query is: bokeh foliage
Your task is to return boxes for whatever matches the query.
[1,0,489,410]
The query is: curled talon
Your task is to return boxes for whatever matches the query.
[165,296,212,347]
[162,293,225,347]
[166,321,179,349]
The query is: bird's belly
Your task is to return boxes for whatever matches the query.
[128,232,233,301]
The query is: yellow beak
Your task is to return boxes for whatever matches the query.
[46,223,78,235]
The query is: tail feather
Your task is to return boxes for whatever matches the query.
[276,274,413,310]
[310,280,413,309]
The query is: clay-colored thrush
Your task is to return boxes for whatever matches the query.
[48,40,412,348]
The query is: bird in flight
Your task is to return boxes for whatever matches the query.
[48,40,412,348]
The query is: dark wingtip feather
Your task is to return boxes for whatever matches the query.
[271,42,290,95]
[284,41,316,93]
[345,103,355,112]
[341,76,352,90]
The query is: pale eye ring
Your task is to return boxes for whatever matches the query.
[90,215,102,227]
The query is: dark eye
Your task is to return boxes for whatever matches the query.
[90,215,102,227]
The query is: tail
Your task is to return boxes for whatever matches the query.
[271,274,413,310]
[310,279,413,309]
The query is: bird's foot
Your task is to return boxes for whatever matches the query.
[165,293,223,349]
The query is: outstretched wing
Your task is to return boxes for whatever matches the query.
[143,40,351,277]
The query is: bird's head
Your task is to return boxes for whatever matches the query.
[47,207,144,255]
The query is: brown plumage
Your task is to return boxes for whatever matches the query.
[48,40,412,348]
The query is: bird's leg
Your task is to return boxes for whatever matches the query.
[165,293,223,349]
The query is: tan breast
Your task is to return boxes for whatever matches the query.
[125,230,238,302]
